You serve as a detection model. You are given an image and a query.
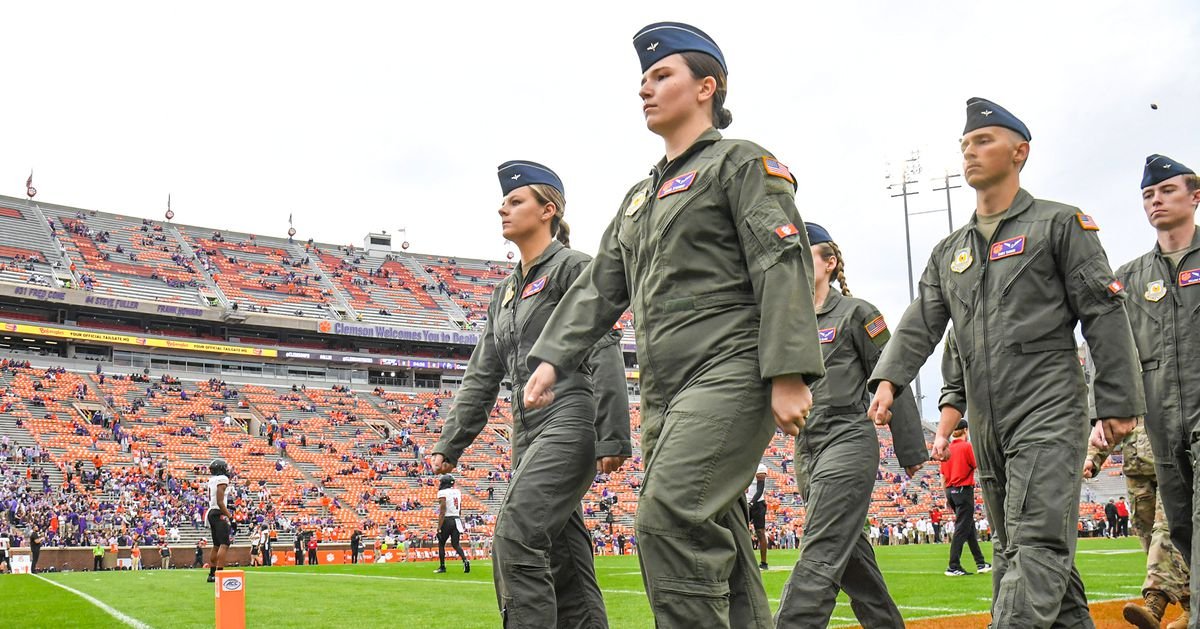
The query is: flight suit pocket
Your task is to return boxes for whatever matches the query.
[741,203,801,270]
[1140,359,1159,372]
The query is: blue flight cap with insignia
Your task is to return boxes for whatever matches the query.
[633,22,726,74]
[1142,154,1195,189]
[497,160,564,197]
[805,222,833,245]
[963,97,1031,142]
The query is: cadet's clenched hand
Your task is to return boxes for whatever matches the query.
[1088,421,1108,449]
[869,381,896,425]
[771,374,813,436]
[430,454,455,475]
[932,434,950,461]
[1097,417,1138,449]
[1082,459,1097,479]
[524,362,558,409]
[597,456,627,474]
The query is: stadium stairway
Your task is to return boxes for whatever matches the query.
[168,225,231,308]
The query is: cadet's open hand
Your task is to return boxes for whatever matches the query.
[1097,417,1138,449]
[932,434,950,461]
[597,456,627,474]
[430,454,455,475]
[1082,459,1097,479]
[771,374,813,436]
[869,382,896,425]
[524,362,558,409]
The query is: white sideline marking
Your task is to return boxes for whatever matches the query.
[257,571,653,596]
[33,574,154,629]
[1078,549,1141,555]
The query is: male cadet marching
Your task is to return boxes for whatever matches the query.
[1085,423,1190,628]
[1110,154,1200,629]
[868,98,1145,628]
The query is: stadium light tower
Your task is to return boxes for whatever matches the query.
[886,151,923,406]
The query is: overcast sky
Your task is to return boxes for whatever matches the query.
[5,1,1198,417]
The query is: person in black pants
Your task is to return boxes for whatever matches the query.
[29,528,43,574]
[350,530,362,564]
[936,419,991,576]
[294,533,304,566]
[1104,500,1119,538]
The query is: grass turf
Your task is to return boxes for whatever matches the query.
[2,536,1148,628]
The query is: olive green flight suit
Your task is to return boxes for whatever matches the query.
[1115,228,1200,627]
[528,128,825,629]
[777,290,926,628]
[434,240,631,629]
[872,189,1146,629]
[1086,424,1189,602]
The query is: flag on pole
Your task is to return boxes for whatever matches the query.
[25,170,36,199]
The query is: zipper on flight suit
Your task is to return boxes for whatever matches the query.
[975,222,1009,453]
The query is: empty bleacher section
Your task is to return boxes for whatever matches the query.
[0,201,60,287]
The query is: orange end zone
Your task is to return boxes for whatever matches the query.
[889,598,1185,629]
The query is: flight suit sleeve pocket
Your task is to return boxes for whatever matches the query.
[1140,359,1159,372]
[1073,256,1124,312]
[740,203,802,270]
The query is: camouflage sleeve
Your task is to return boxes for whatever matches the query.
[870,247,952,391]
[725,153,825,383]
[585,329,632,459]
[528,208,631,376]
[433,297,505,465]
[938,330,967,414]
[1057,212,1147,420]
[851,302,927,467]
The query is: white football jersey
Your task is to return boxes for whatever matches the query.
[208,474,229,514]
[438,487,462,518]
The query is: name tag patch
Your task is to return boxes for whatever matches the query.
[989,235,1025,261]
[818,328,837,344]
[521,276,548,299]
[657,171,697,199]
[1180,268,1200,287]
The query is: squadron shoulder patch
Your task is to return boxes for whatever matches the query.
[521,276,548,299]
[1144,280,1166,302]
[657,171,697,199]
[865,315,888,339]
[774,223,799,239]
[950,248,973,273]
[762,157,795,184]
[1107,279,1124,295]
[1076,213,1100,231]
[989,235,1026,261]
[818,327,837,344]
[1180,268,1200,287]
[625,190,648,217]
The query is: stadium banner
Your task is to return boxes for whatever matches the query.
[0,321,279,357]
[318,319,481,345]
[0,280,219,320]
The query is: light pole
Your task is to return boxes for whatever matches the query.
[886,152,922,403]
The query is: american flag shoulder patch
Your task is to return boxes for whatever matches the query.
[865,315,887,338]
[762,157,795,184]
[521,276,549,299]
[1076,213,1100,231]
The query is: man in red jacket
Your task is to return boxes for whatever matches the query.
[938,418,992,576]
[1116,497,1131,538]
[930,506,944,543]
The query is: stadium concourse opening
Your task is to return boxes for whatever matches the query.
[0,193,1140,625]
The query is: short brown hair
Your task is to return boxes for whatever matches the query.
[680,51,732,129]
[1187,173,1199,193]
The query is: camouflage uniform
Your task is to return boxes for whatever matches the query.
[1088,424,1189,601]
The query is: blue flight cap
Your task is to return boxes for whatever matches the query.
[1142,154,1195,189]
[497,160,564,197]
[805,222,833,245]
[963,97,1031,142]
[633,22,726,74]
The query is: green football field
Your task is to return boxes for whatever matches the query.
[4,537,1147,628]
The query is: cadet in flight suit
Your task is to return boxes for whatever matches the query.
[1085,423,1190,628]
[1110,154,1200,629]
[775,223,928,628]
[431,161,631,629]
[522,22,824,629]
[869,98,1145,628]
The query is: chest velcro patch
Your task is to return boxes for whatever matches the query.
[989,235,1026,261]
[818,327,837,344]
[1180,268,1200,287]
[657,171,697,199]
[521,276,549,299]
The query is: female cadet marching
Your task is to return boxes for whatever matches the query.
[523,23,824,629]
[431,161,631,629]
[775,222,928,628]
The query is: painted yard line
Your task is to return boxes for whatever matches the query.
[33,574,154,629]
[257,571,650,596]
[899,605,980,612]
